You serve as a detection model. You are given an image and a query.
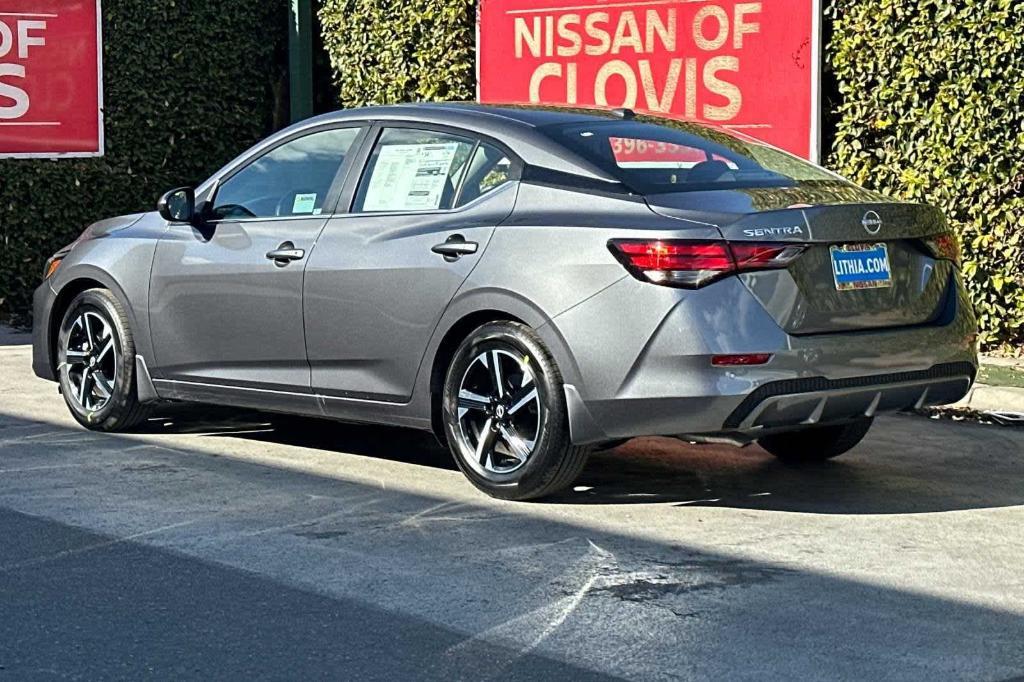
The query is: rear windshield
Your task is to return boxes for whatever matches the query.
[538,117,844,194]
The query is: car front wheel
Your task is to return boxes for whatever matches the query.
[56,288,150,432]
[441,321,590,501]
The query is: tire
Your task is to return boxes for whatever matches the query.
[56,288,151,432]
[757,418,873,463]
[441,321,590,501]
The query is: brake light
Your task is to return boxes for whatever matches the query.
[711,353,773,366]
[608,239,806,288]
[923,233,962,266]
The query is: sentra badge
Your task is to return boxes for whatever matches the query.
[742,226,805,238]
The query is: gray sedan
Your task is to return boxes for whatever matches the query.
[32,103,977,499]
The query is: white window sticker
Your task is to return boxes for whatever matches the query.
[362,142,459,212]
[292,193,318,214]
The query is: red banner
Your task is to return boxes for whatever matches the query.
[477,0,820,161]
[0,0,103,158]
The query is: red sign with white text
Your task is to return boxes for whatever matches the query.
[477,0,820,161]
[0,0,103,157]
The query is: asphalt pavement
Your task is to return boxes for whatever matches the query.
[1,330,1023,681]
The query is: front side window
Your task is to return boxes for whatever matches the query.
[212,127,361,220]
[539,117,843,194]
[354,128,475,213]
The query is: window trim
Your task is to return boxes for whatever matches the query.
[203,123,370,224]
[342,121,523,216]
[449,139,480,209]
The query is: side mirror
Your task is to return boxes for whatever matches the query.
[157,187,196,224]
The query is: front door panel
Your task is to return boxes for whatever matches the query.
[150,218,325,391]
[148,124,364,396]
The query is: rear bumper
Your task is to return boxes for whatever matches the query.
[566,362,974,444]
[720,363,973,431]
[549,273,978,445]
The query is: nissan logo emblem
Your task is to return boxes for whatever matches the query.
[862,210,882,235]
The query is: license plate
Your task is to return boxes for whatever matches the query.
[830,243,892,291]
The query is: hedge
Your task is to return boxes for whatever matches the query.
[318,0,476,106]
[0,0,285,325]
[826,0,1024,348]
[322,0,1023,349]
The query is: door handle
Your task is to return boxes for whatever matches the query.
[431,235,479,261]
[266,241,305,267]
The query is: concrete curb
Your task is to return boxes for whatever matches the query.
[959,356,1024,414]
[954,384,1024,413]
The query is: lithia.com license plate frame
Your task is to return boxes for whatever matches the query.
[830,242,893,291]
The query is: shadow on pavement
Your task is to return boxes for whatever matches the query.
[0,508,610,681]
[1,409,1023,679]
[140,403,1024,515]
[140,403,456,471]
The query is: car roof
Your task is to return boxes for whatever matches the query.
[402,102,624,127]
[202,103,675,194]
[268,103,631,183]
[306,101,622,128]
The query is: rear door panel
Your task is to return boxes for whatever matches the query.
[303,183,515,405]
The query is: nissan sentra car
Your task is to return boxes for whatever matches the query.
[32,103,978,499]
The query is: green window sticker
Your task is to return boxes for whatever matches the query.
[292,193,318,214]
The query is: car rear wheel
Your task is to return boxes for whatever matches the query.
[757,418,873,463]
[441,321,590,501]
[56,288,150,432]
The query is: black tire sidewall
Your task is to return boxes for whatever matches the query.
[442,322,572,498]
[57,290,137,430]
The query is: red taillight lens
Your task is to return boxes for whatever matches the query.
[610,240,732,287]
[609,239,806,288]
[730,243,808,270]
[711,353,773,366]
[924,233,962,266]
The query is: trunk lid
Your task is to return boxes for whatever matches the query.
[646,187,954,334]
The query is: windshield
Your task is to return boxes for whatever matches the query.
[539,116,845,194]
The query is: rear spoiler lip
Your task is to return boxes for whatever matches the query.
[648,200,949,244]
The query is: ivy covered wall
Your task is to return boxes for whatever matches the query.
[826,0,1024,347]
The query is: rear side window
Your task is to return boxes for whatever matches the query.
[454,143,515,208]
[539,118,842,194]
[212,127,361,220]
[354,128,475,212]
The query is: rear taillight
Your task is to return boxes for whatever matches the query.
[923,233,962,266]
[608,239,806,288]
[711,353,773,366]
